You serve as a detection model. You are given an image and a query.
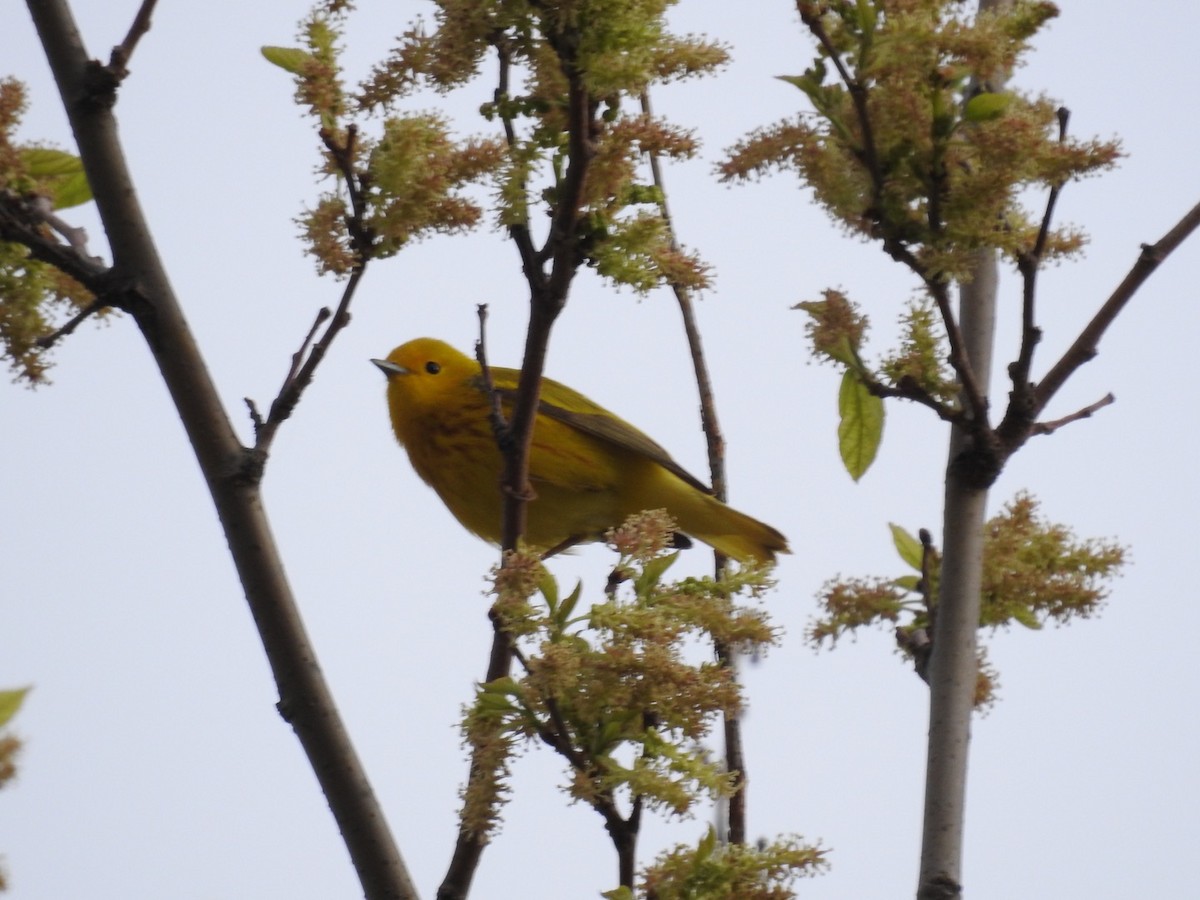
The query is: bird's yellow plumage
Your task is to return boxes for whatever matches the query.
[372,338,788,563]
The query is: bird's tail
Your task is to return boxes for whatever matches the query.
[639,467,790,564]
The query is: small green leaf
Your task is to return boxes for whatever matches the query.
[889,523,924,571]
[893,574,922,592]
[558,579,583,622]
[1011,606,1043,630]
[19,148,92,209]
[0,687,31,728]
[261,45,313,75]
[636,551,678,594]
[696,825,717,860]
[538,571,558,611]
[964,91,1012,123]
[838,371,884,480]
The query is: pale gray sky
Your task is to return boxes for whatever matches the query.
[3,2,1198,898]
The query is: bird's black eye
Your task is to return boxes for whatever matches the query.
[425,361,441,375]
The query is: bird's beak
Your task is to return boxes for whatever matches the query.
[371,358,409,378]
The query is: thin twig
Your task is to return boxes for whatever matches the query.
[1009,107,1070,401]
[928,279,991,429]
[1029,392,1115,436]
[640,87,749,843]
[248,305,331,447]
[1032,198,1200,416]
[0,191,108,291]
[493,39,539,280]
[30,195,97,259]
[866,376,961,422]
[250,127,374,458]
[36,297,107,349]
[797,3,882,180]
[252,273,357,458]
[474,303,509,445]
[108,0,158,77]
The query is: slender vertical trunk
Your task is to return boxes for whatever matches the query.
[917,245,996,899]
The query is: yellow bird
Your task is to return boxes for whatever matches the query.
[372,338,789,564]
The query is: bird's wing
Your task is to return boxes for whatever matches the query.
[482,374,713,495]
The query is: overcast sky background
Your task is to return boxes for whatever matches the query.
[3,2,1199,898]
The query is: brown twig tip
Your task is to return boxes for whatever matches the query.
[475,303,509,442]
[108,0,159,77]
[244,398,264,433]
[1031,392,1115,437]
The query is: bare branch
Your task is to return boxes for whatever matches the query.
[25,1,411,896]
[0,191,108,291]
[1034,198,1200,414]
[108,0,158,78]
[640,87,750,842]
[35,297,107,349]
[474,303,509,445]
[250,305,333,453]
[928,279,991,430]
[1009,107,1069,402]
[493,40,539,281]
[1030,392,1115,437]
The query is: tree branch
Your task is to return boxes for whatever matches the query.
[441,25,596,900]
[0,191,108,293]
[493,39,540,282]
[108,0,158,78]
[1008,107,1069,409]
[25,3,413,897]
[639,87,750,844]
[36,298,108,349]
[1032,198,1200,416]
[1030,392,1114,436]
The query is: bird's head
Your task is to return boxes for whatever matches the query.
[371,338,477,415]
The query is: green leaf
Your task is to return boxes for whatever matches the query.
[538,571,559,611]
[889,523,924,571]
[1011,605,1043,630]
[837,370,884,480]
[636,551,678,595]
[964,91,1012,123]
[261,45,313,75]
[0,687,31,728]
[558,579,583,622]
[21,148,81,177]
[893,574,922,592]
[19,148,92,209]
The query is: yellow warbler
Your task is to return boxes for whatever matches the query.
[372,338,789,563]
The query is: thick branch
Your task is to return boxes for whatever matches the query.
[25,3,413,897]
